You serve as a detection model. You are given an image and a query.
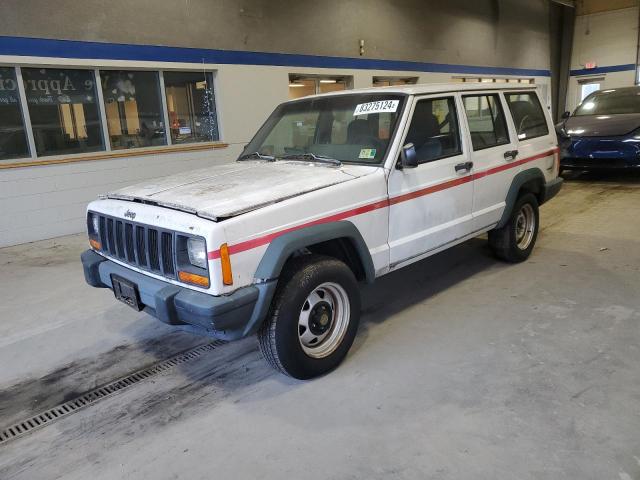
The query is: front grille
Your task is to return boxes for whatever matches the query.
[94,213,177,279]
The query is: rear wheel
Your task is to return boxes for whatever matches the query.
[257,255,360,379]
[488,192,539,263]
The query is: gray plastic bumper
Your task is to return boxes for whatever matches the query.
[81,250,276,340]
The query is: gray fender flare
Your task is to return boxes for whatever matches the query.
[241,221,375,337]
[496,168,545,228]
[254,220,375,283]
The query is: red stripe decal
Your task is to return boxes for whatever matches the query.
[208,147,558,260]
[208,199,389,259]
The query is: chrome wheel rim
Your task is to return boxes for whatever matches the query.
[298,282,350,359]
[515,203,535,250]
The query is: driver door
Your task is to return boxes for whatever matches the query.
[387,94,474,268]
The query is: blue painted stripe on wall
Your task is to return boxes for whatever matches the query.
[0,35,551,77]
[570,64,636,76]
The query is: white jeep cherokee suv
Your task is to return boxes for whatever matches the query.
[82,83,562,379]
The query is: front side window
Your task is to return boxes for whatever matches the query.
[100,70,166,150]
[164,71,219,144]
[242,94,406,164]
[462,94,509,150]
[0,67,29,160]
[404,97,461,164]
[505,92,549,140]
[22,68,104,156]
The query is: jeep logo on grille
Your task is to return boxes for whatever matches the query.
[124,210,136,220]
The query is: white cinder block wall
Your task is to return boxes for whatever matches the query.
[567,6,639,111]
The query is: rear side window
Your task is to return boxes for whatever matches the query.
[462,94,509,151]
[404,97,461,164]
[505,92,549,140]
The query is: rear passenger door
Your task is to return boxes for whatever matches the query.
[387,95,474,267]
[461,92,519,230]
[503,90,556,177]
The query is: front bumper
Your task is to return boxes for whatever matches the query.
[81,250,276,340]
[560,136,640,170]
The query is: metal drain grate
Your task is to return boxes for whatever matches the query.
[0,340,226,445]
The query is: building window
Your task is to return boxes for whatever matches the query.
[288,75,351,99]
[373,77,418,87]
[22,68,104,157]
[0,67,29,160]
[288,79,317,99]
[100,70,166,150]
[163,71,219,144]
[580,82,600,101]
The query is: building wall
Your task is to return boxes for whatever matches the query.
[566,6,639,112]
[0,0,551,70]
[0,0,554,248]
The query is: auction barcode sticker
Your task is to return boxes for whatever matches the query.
[353,100,399,116]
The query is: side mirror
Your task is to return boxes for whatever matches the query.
[562,111,571,119]
[399,143,418,169]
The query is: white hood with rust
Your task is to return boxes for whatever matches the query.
[106,161,373,221]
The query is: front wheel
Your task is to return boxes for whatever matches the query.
[488,192,540,263]
[257,255,360,379]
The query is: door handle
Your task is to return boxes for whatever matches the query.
[504,149,519,160]
[454,161,473,172]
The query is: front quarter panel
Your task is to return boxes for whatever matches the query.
[209,166,390,294]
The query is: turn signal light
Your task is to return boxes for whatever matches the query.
[89,238,101,250]
[220,243,233,285]
[178,271,210,288]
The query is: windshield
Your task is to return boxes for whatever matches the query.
[574,88,640,116]
[240,93,406,165]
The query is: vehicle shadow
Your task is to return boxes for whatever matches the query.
[561,169,640,184]
[352,237,499,353]
[112,237,508,432]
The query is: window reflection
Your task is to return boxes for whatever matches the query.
[163,71,219,144]
[22,68,103,156]
[100,70,166,150]
[0,67,29,160]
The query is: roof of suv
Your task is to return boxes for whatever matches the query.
[300,82,538,100]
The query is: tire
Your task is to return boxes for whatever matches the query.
[488,192,539,263]
[257,254,360,379]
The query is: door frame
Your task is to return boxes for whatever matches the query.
[385,91,476,269]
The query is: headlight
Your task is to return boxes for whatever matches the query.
[90,214,100,236]
[87,212,101,250]
[187,237,208,269]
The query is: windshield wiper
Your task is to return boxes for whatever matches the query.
[238,152,276,162]
[280,153,342,166]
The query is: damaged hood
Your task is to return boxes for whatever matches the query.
[106,161,374,221]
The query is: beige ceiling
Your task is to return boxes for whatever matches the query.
[576,0,639,15]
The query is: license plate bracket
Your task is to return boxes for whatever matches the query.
[111,274,143,311]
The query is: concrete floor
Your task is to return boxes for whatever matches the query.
[0,172,639,480]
